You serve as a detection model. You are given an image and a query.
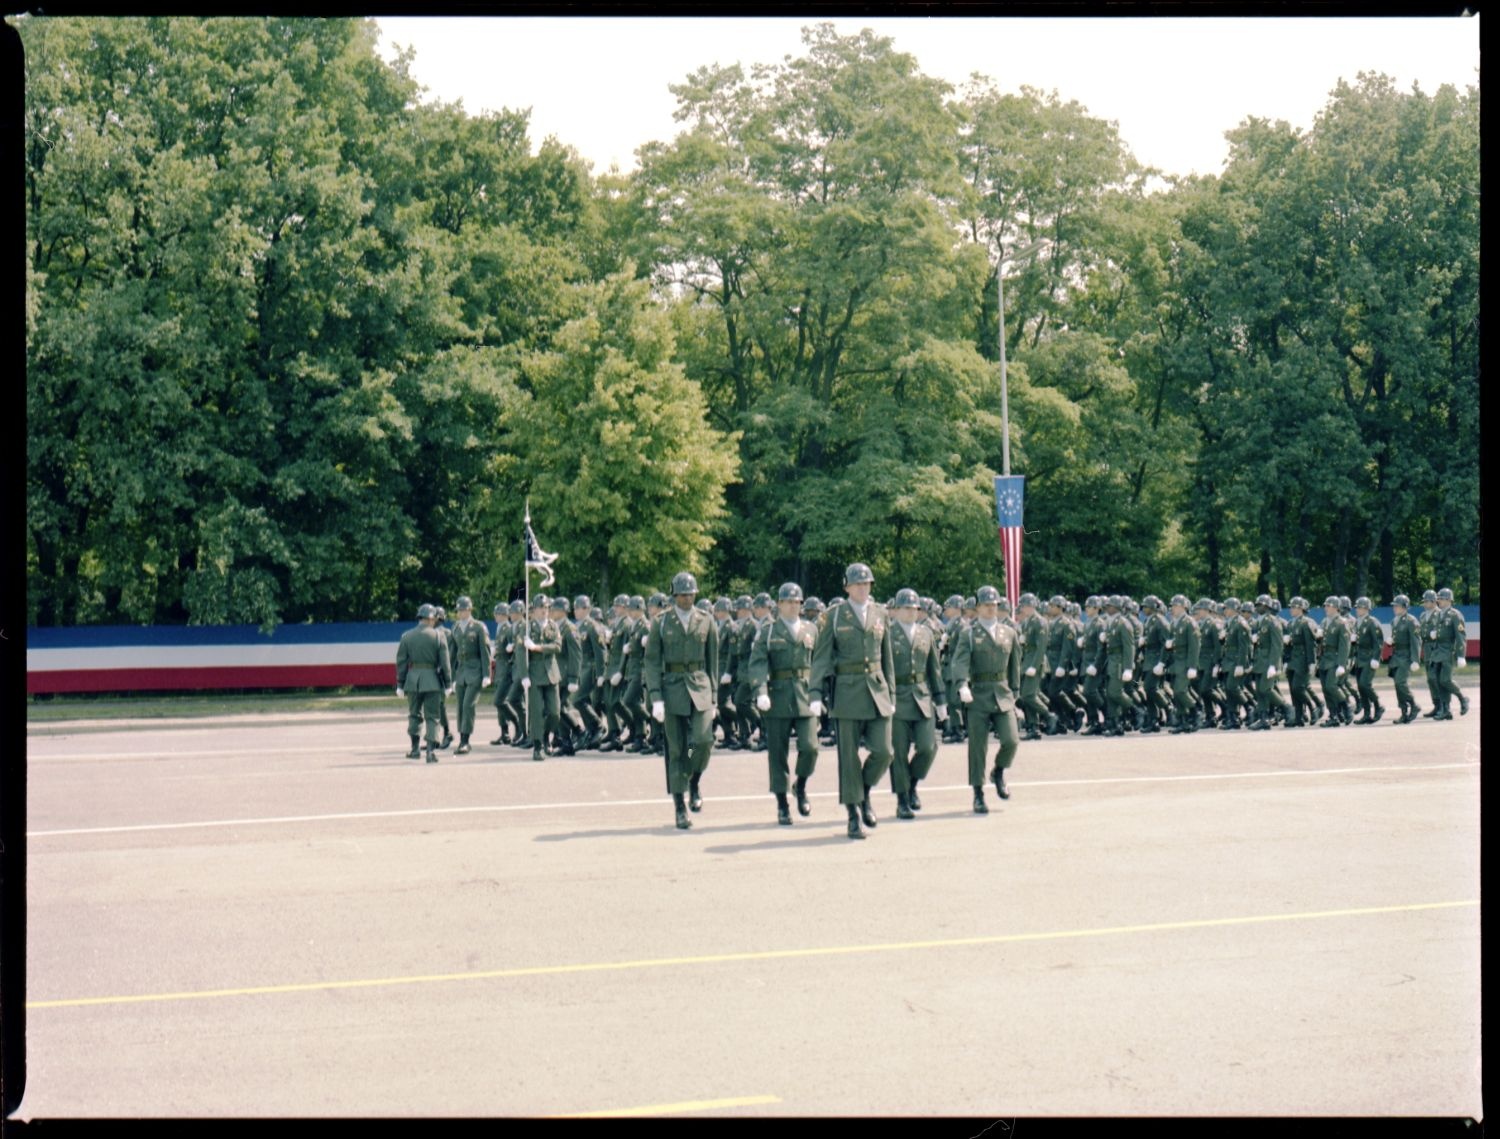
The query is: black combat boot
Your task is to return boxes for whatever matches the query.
[426,738,438,763]
[793,775,811,816]
[406,735,421,759]
[846,803,865,840]
[689,772,703,812]
[993,768,1011,800]
[674,793,691,830]
[455,735,471,755]
[907,780,922,811]
[859,792,878,829]
[775,793,792,826]
[972,786,989,814]
[895,791,914,820]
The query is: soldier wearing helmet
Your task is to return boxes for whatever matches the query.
[1316,596,1353,726]
[489,602,522,747]
[1387,593,1424,723]
[447,596,492,755]
[517,594,564,760]
[396,603,454,762]
[430,606,455,751]
[619,596,652,752]
[939,594,969,745]
[1014,592,1050,741]
[1218,598,1252,729]
[1079,596,1109,734]
[1427,588,1469,719]
[734,592,775,751]
[810,563,896,840]
[747,582,821,825]
[597,595,634,752]
[1282,597,1320,727]
[884,587,948,819]
[565,593,608,750]
[1163,595,1200,732]
[645,571,721,829]
[1417,590,1441,716]
[1138,595,1172,733]
[496,601,531,748]
[1042,595,1078,735]
[1351,596,1386,724]
[1191,599,1222,728]
[1247,595,1289,730]
[950,584,1021,811]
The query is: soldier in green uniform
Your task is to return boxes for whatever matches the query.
[1080,596,1108,733]
[1192,599,1221,727]
[518,595,563,760]
[1387,594,1424,723]
[810,563,896,840]
[1139,595,1172,733]
[621,595,651,751]
[598,595,632,752]
[1428,588,1469,719]
[1042,596,1075,734]
[802,597,835,744]
[645,572,720,830]
[432,606,455,749]
[447,596,491,755]
[1101,596,1137,735]
[1282,597,1319,727]
[1335,597,1359,710]
[740,593,773,750]
[566,594,607,749]
[1014,592,1049,741]
[489,603,517,746]
[1248,595,1290,730]
[396,604,453,762]
[547,596,582,755]
[500,600,531,747]
[1317,596,1352,726]
[748,583,821,826]
[1352,597,1386,723]
[884,587,948,819]
[950,584,1021,812]
[1416,589,1441,716]
[711,598,739,748]
[1219,598,1251,729]
[1164,595,1200,732]
[727,595,755,749]
[940,594,967,743]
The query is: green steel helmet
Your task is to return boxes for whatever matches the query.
[1421,589,1437,602]
[975,585,1001,605]
[1392,594,1410,608]
[1085,595,1102,609]
[803,596,824,615]
[1018,591,1039,608]
[433,606,446,620]
[944,594,965,609]
[1169,593,1189,609]
[963,596,978,609]
[1255,594,1274,609]
[628,595,646,612]
[531,594,549,610]
[417,603,436,619]
[613,594,629,608]
[735,595,753,611]
[574,594,591,612]
[648,592,668,608]
[1289,596,1306,611]
[921,596,936,610]
[1048,594,1068,609]
[454,595,473,611]
[1105,595,1123,610]
[713,597,732,614]
[550,596,569,613]
[509,600,526,616]
[1355,596,1372,610]
[844,562,875,585]
[777,582,804,602]
[1140,595,1161,611]
[893,587,921,608]
[1338,596,1352,611]
[1437,587,1454,601]
[695,598,712,612]
[996,599,1013,613]
[1223,597,1241,611]
[493,602,506,616]
[752,591,773,609]
[1324,595,1340,608]
[1193,598,1214,613]
[671,572,699,596]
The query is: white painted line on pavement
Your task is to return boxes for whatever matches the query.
[27,761,1478,837]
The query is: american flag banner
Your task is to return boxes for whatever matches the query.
[995,475,1025,611]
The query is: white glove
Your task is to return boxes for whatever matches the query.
[482,677,492,689]
[445,686,455,696]
[522,677,531,690]
[610,671,622,686]
[1282,635,1291,645]
[1086,664,1097,677]
[1122,669,1133,682]
[1075,637,1085,648]
[958,683,973,704]
[395,687,404,697]
[936,705,948,721]
[809,699,824,718]
[1429,630,1438,639]
[1165,639,1174,650]
[1250,634,1259,644]
[1152,662,1165,677]
[1054,666,1065,678]
[567,682,579,694]
[1369,659,1380,670]
[622,643,631,655]
[720,673,732,685]
[1187,668,1198,680]
[1233,665,1244,677]
[524,637,538,651]
[1137,636,1146,648]
[1457,658,1468,669]
[1267,666,1277,678]
[651,700,665,722]
[1099,633,1107,643]
[641,634,649,647]
[1025,666,1036,677]
[596,676,604,687]
[1335,666,1345,678]
[756,693,771,712]
[506,644,514,654]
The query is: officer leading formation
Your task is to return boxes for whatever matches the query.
[396,577,1471,833]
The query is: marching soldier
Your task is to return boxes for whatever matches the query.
[748,583,820,825]
[548,596,584,756]
[950,584,1021,812]
[1352,597,1386,723]
[569,593,608,749]
[448,596,491,755]
[803,597,835,744]
[1192,599,1221,727]
[712,598,740,747]
[502,599,532,747]
[1166,595,1201,733]
[521,595,564,760]
[1317,596,1352,726]
[1103,596,1137,735]
[940,594,967,743]
[1283,597,1320,727]
[1248,595,1290,730]
[1015,592,1049,741]
[1081,596,1109,733]
[1043,596,1075,734]
[1219,598,1252,729]
[432,605,454,749]
[645,572,720,829]
[739,593,773,750]
[622,595,651,751]
[1417,589,1442,716]
[729,595,756,748]
[599,594,633,752]
[1428,588,1469,719]
[810,563,897,840]
[396,603,454,762]
[490,602,520,746]
[1140,595,1172,733]
[1387,594,1424,724]
[885,587,948,819]
[1337,597,1359,709]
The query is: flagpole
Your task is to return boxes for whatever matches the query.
[523,496,531,744]
[998,252,1010,479]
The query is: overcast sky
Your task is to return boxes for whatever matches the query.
[373,16,1478,180]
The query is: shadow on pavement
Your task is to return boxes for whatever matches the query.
[534,816,847,842]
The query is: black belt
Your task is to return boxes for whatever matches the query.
[970,671,1000,682]
[665,663,695,673]
[836,662,879,675]
[771,668,810,680]
[896,673,920,685]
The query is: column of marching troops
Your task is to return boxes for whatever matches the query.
[394,576,1472,837]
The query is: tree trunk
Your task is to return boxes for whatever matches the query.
[1256,549,1271,597]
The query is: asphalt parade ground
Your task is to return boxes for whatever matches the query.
[17,692,1482,1119]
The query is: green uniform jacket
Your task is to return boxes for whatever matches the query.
[1169,613,1200,677]
[1019,613,1047,673]
[435,624,456,677]
[1142,613,1171,670]
[604,615,630,678]
[1390,612,1422,665]
[718,619,740,683]
[1222,615,1252,670]
[1318,615,1350,674]
[624,616,649,680]
[645,606,720,715]
[1086,616,1110,673]
[1417,607,1439,662]
[810,600,896,719]
[450,617,492,682]
[1428,607,1466,664]
[1251,614,1281,672]
[1106,614,1137,678]
[748,616,818,718]
[522,618,563,685]
[1285,614,1319,673]
[950,620,1021,713]
[1198,617,1222,672]
[890,619,946,720]
[492,621,515,687]
[396,625,452,692]
[572,615,607,685]
[1355,613,1385,666]
[737,617,764,677]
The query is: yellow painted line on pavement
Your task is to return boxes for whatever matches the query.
[28,899,1477,1010]
[550,1094,781,1117]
